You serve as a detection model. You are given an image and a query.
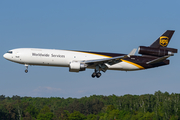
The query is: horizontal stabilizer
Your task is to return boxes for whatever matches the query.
[146,55,171,64]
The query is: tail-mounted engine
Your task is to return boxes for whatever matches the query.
[138,46,177,57]
[69,61,87,72]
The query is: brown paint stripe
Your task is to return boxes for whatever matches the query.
[121,59,145,69]
[67,50,145,69]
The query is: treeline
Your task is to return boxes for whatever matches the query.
[0,91,180,120]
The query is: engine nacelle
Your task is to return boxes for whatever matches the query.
[138,46,174,57]
[69,61,86,72]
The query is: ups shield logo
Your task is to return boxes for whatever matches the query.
[159,36,169,47]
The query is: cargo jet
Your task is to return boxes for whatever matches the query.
[3,30,178,78]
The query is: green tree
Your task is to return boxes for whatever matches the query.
[26,105,39,118]
[0,95,5,101]
[143,111,154,120]
[87,114,97,120]
[107,109,119,120]
[68,111,86,120]
[23,112,32,120]
[169,115,178,120]
[37,106,54,120]
[106,105,115,112]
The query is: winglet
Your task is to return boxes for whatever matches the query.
[128,48,137,57]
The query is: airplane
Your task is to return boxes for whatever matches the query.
[3,30,178,78]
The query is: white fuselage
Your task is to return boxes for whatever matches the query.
[3,48,143,71]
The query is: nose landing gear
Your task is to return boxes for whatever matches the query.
[25,69,28,73]
[25,64,28,73]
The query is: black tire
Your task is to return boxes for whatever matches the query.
[25,69,28,73]
[91,72,96,78]
[96,72,101,78]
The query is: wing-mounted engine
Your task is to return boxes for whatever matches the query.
[138,46,177,57]
[69,61,87,72]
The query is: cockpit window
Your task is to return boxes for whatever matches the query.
[7,51,13,54]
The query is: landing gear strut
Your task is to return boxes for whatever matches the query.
[25,64,28,73]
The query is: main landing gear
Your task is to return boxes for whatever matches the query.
[91,65,102,78]
[91,72,101,78]
[25,64,28,73]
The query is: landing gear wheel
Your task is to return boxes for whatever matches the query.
[91,72,96,78]
[25,64,29,73]
[92,65,102,78]
[25,69,28,73]
[96,72,101,78]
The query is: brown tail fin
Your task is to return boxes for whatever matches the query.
[150,30,175,48]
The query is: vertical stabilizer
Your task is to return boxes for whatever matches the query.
[150,30,175,48]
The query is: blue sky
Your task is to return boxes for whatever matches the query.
[0,1,180,98]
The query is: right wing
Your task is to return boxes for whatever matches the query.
[82,49,137,72]
[84,48,137,65]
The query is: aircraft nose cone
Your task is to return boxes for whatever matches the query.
[3,53,7,59]
[3,53,11,60]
